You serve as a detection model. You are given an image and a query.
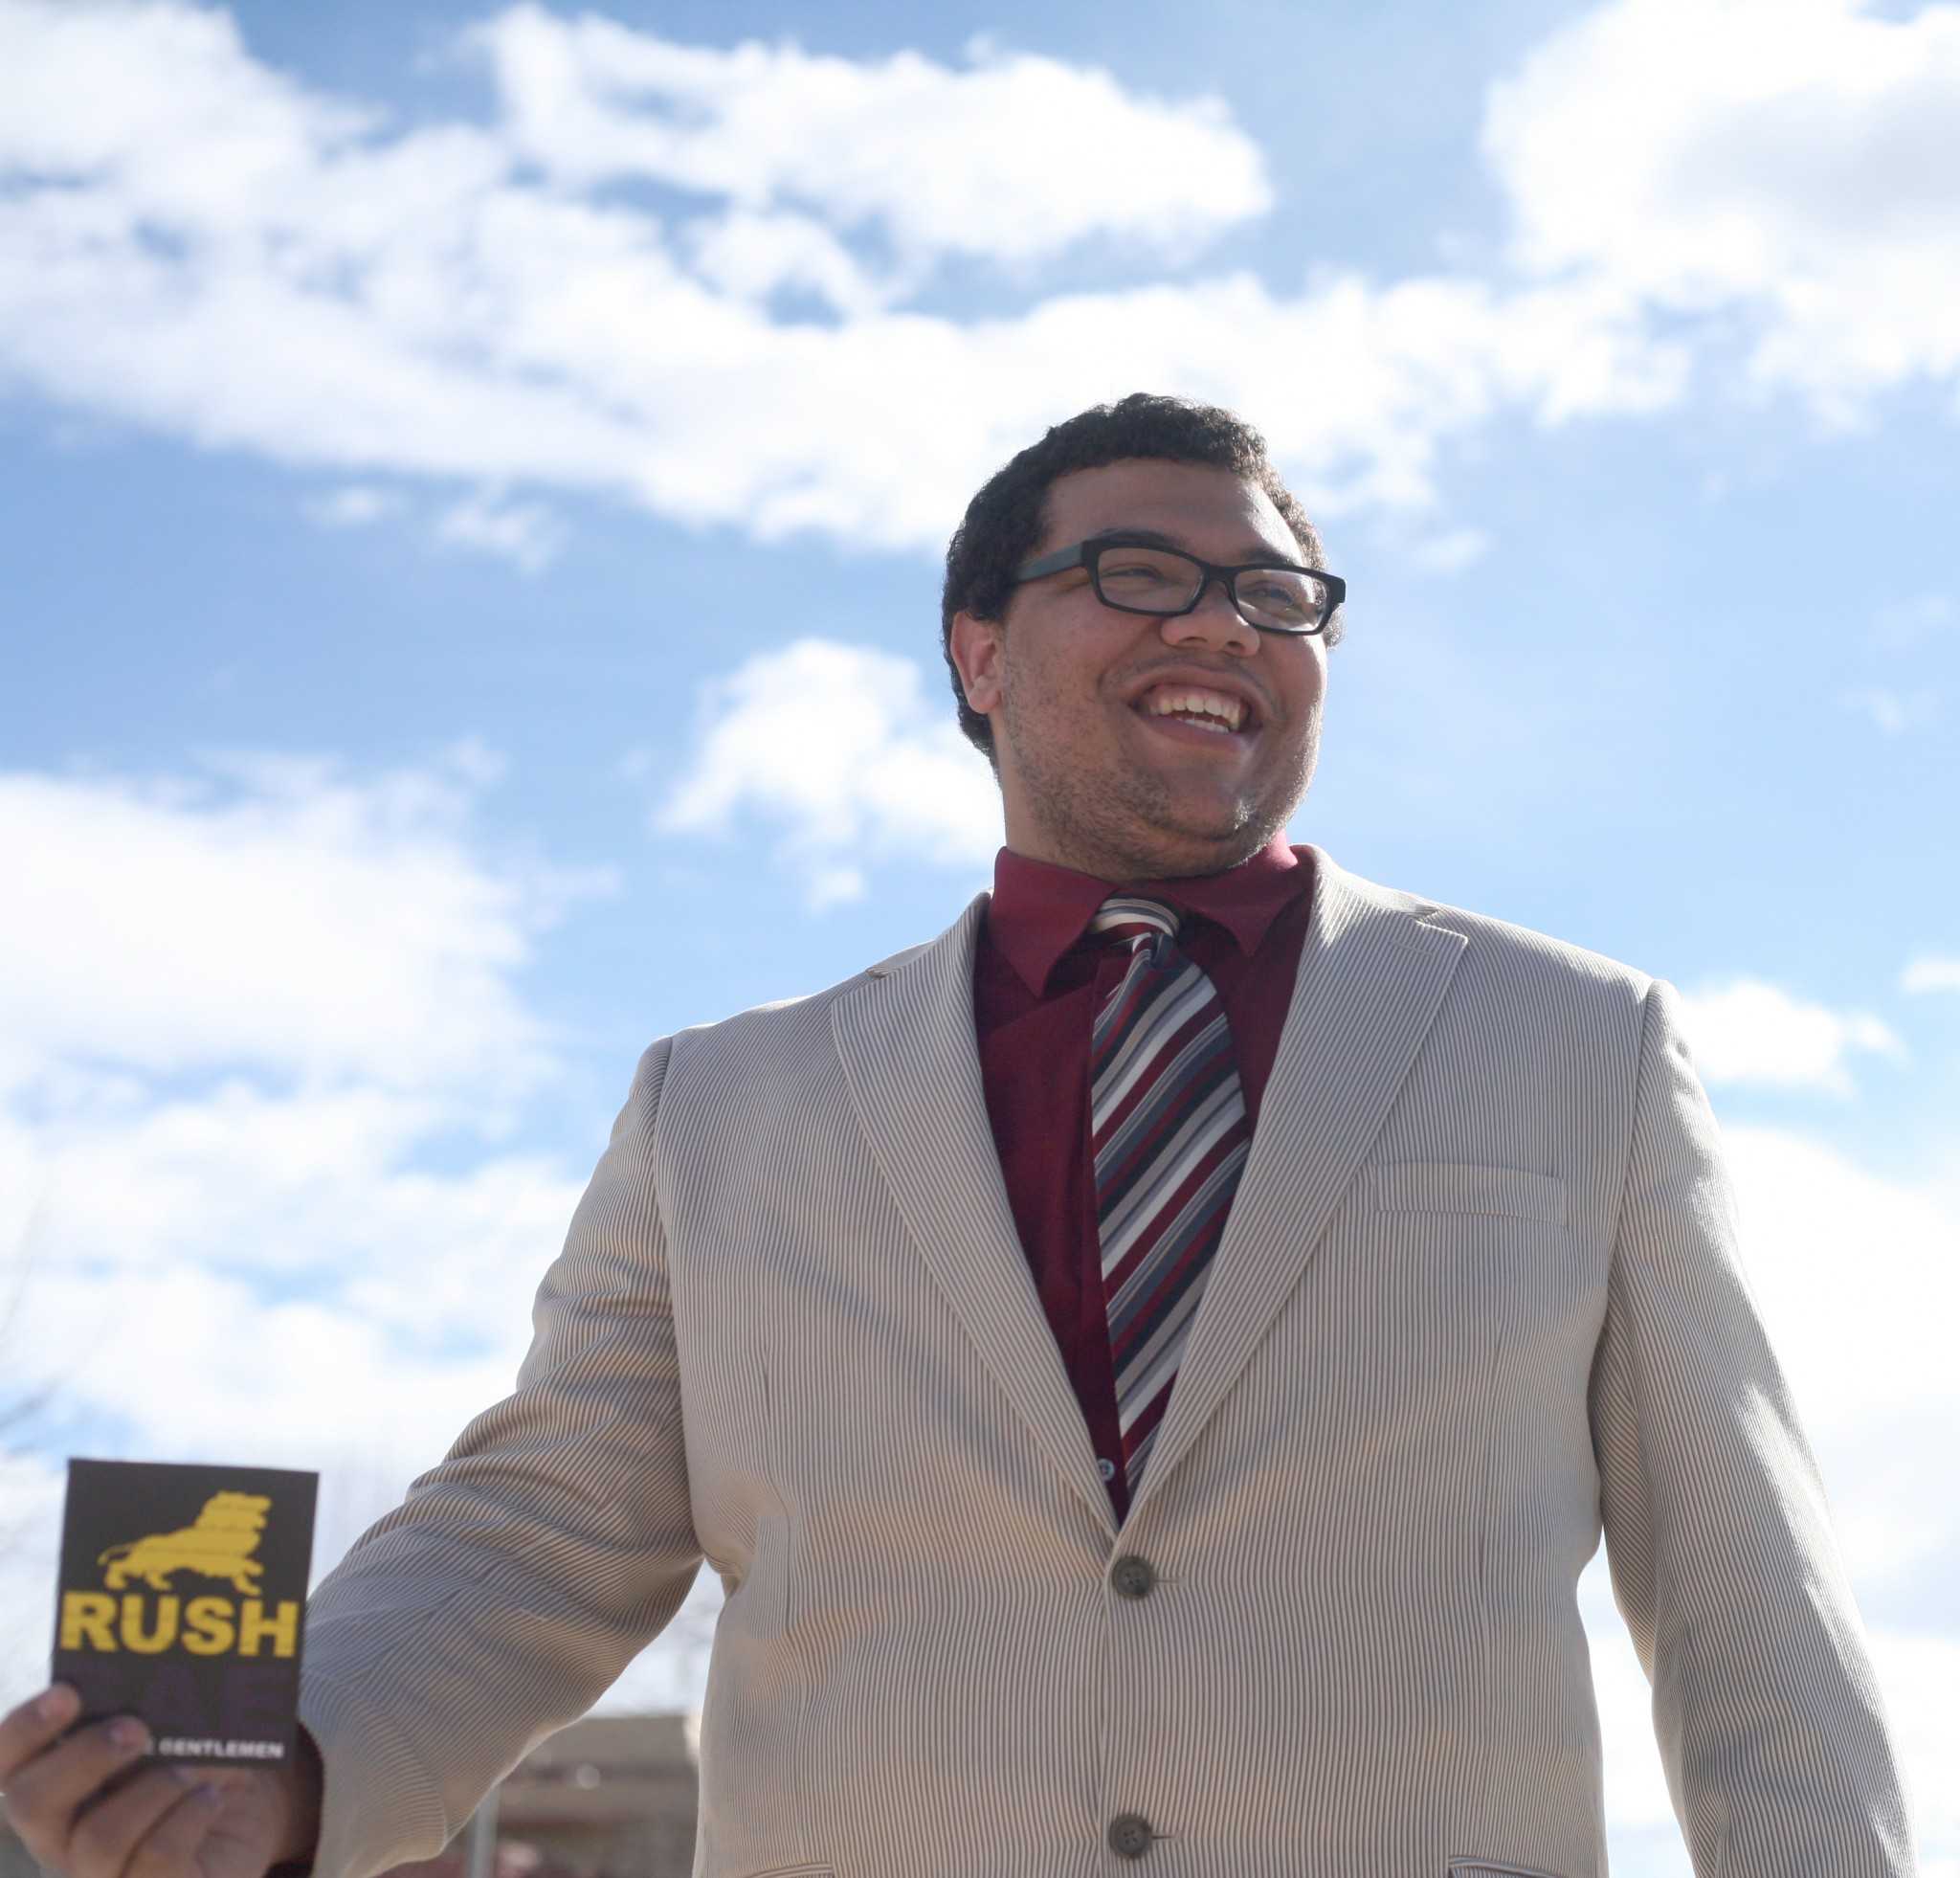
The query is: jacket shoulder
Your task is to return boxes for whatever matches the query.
[1333,855,1657,1002]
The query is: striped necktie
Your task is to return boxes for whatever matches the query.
[1088,894,1252,1495]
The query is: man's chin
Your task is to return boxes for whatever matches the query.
[1147,786,1290,844]
[1117,808,1286,877]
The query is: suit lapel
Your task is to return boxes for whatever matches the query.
[831,894,1117,1529]
[830,848,1470,1533]
[1123,845,1469,1521]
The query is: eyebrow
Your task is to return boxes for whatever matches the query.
[1080,525,1305,568]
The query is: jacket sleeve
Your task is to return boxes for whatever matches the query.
[296,1038,700,1878]
[1590,977,1917,1873]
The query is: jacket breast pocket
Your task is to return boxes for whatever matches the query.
[1358,1159,1566,1227]
[1348,1159,1576,1375]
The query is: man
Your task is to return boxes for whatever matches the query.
[2,394,1916,1876]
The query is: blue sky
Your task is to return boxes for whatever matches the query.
[2,0,1956,1868]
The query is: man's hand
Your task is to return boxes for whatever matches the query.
[0,1684,323,1878]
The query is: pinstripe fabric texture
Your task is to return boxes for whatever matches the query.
[1087,896,1250,1494]
[296,845,1917,1878]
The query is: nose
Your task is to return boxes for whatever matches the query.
[1159,574,1259,655]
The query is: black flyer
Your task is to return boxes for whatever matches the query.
[52,1459,318,1765]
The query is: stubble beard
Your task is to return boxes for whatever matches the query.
[999,679,1317,882]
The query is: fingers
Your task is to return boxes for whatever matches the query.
[0,1692,174,1878]
[0,1682,82,1783]
[127,1779,228,1878]
[71,1765,217,1878]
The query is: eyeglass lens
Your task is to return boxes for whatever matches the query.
[1094,545,1329,631]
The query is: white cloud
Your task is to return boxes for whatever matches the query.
[0,0,1682,557]
[0,0,370,218]
[1723,1123,1960,1480]
[655,638,1000,907]
[0,741,612,1214]
[0,0,1955,569]
[1675,975,1906,1094]
[1483,0,1960,419]
[6,1257,531,1472]
[1841,684,1943,735]
[684,208,890,319]
[435,486,567,572]
[1866,1630,1960,1849]
[305,483,402,528]
[2,1083,576,1337]
[0,747,602,1105]
[0,1450,68,1690]
[1902,954,1960,994]
[465,7,1272,267]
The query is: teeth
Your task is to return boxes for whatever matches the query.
[1144,687,1244,730]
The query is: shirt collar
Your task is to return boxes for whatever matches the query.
[986,831,1310,996]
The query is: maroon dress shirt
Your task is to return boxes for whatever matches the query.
[971,833,1317,1520]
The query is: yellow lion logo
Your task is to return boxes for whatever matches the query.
[96,1490,272,1594]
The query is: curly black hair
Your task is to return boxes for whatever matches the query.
[940,391,1340,765]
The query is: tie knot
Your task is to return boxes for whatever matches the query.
[1088,895,1185,954]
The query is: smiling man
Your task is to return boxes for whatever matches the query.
[948,452,1331,883]
[1,395,1915,1878]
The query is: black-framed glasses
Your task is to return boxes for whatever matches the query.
[1013,536,1344,636]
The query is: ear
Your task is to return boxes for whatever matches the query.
[949,609,1005,717]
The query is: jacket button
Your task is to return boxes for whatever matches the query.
[1107,1813,1155,1858]
[1111,1555,1155,1599]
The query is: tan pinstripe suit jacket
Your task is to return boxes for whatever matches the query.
[297,846,1915,1878]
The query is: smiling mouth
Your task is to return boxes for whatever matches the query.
[1129,695,1260,740]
